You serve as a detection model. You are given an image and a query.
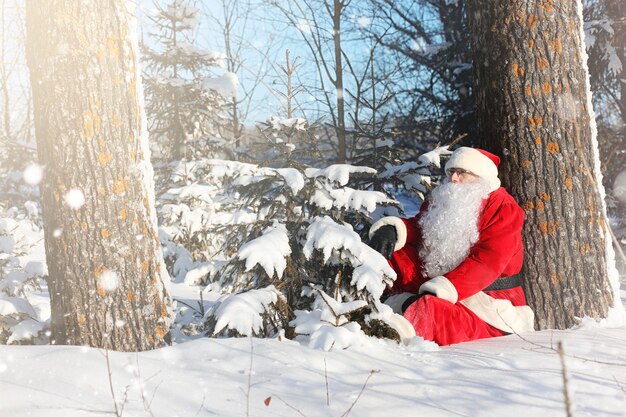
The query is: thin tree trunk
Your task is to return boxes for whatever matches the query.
[26,0,171,351]
[468,0,613,329]
[0,0,11,140]
[606,0,626,131]
[333,0,347,163]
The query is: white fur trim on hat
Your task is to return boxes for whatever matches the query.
[369,216,407,251]
[419,275,458,304]
[445,147,501,192]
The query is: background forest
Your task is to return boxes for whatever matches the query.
[0,0,624,347]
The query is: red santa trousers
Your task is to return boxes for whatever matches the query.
[402,295,507,346]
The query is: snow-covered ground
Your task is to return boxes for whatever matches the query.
[2,285,625,417]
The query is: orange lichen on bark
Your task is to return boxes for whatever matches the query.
[541,82,552,94]
[511,63,525,77]
[528,39,535,49]
[113,177,128,195]
[579,243,591,254]
[535,137,542,145]
[523,160,531,169]
[77,315,87,325]
[539,192,551,201]
[528,116,543,129]
[101,228,110,239]
[77,28,89,49]
[538,220,559,235]
[536,201,545,211]
[550,38,563,53]
[564,177,573,191]
[120,208,128,219]
[546,142,559,155]
[96,285,107,297]
[81,222,88,231]
[527,14,538,30]
[538,57,549,71]
[597,216,606,232]
[82,110,101,140]
[549,272,564,285]
[525,86,533,96]
[105,36,121,60]
[127,291,135,301]
[142,260,150,271]
[523,201,535,211]
[129,78,137,101]
[98,152,112,166]
[151,227,160,244]
[111,115,121,129]
[94,266,105,279]
[155,325,168,340]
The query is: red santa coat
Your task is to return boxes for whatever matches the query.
[372,187,535,342]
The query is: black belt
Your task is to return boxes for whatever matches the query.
[400,274,523,313]
[401,294,425,313]
[483,274,523,291]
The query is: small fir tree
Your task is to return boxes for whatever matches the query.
[142,0,235,162]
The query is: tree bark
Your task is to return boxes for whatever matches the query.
[333,0,347,163]
[26,0,171,350]
[468,0,614,329]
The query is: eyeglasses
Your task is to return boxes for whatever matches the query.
[446,167,476,178]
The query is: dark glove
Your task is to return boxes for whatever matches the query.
[368,224,397,259]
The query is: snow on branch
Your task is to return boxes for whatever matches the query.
[303,216,395,300]
[303,216,362,263]
[236,223,291,279]
[329,188,396,213]
[305,164,377,186]
[211,286,281,337]
[202,72,239,98]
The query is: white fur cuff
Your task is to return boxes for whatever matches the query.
[385,312,417,341]
[369,216,407,251]
[461,292,535,334]
[419,276,458,304]
[384,292,415,314]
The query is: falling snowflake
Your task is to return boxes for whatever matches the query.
[297,18,313,35]
[65,189,85,209]
[23,164,43,185]
[355,16,371,28]
[99,270,120,292]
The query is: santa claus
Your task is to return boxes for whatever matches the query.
[369,147,535,345]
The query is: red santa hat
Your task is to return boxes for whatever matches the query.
[444,147,501,191]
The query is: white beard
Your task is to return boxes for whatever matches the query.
[419,179,492,278]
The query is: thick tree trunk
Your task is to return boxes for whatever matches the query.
[26,0,170,350]
[468,0,613,329]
